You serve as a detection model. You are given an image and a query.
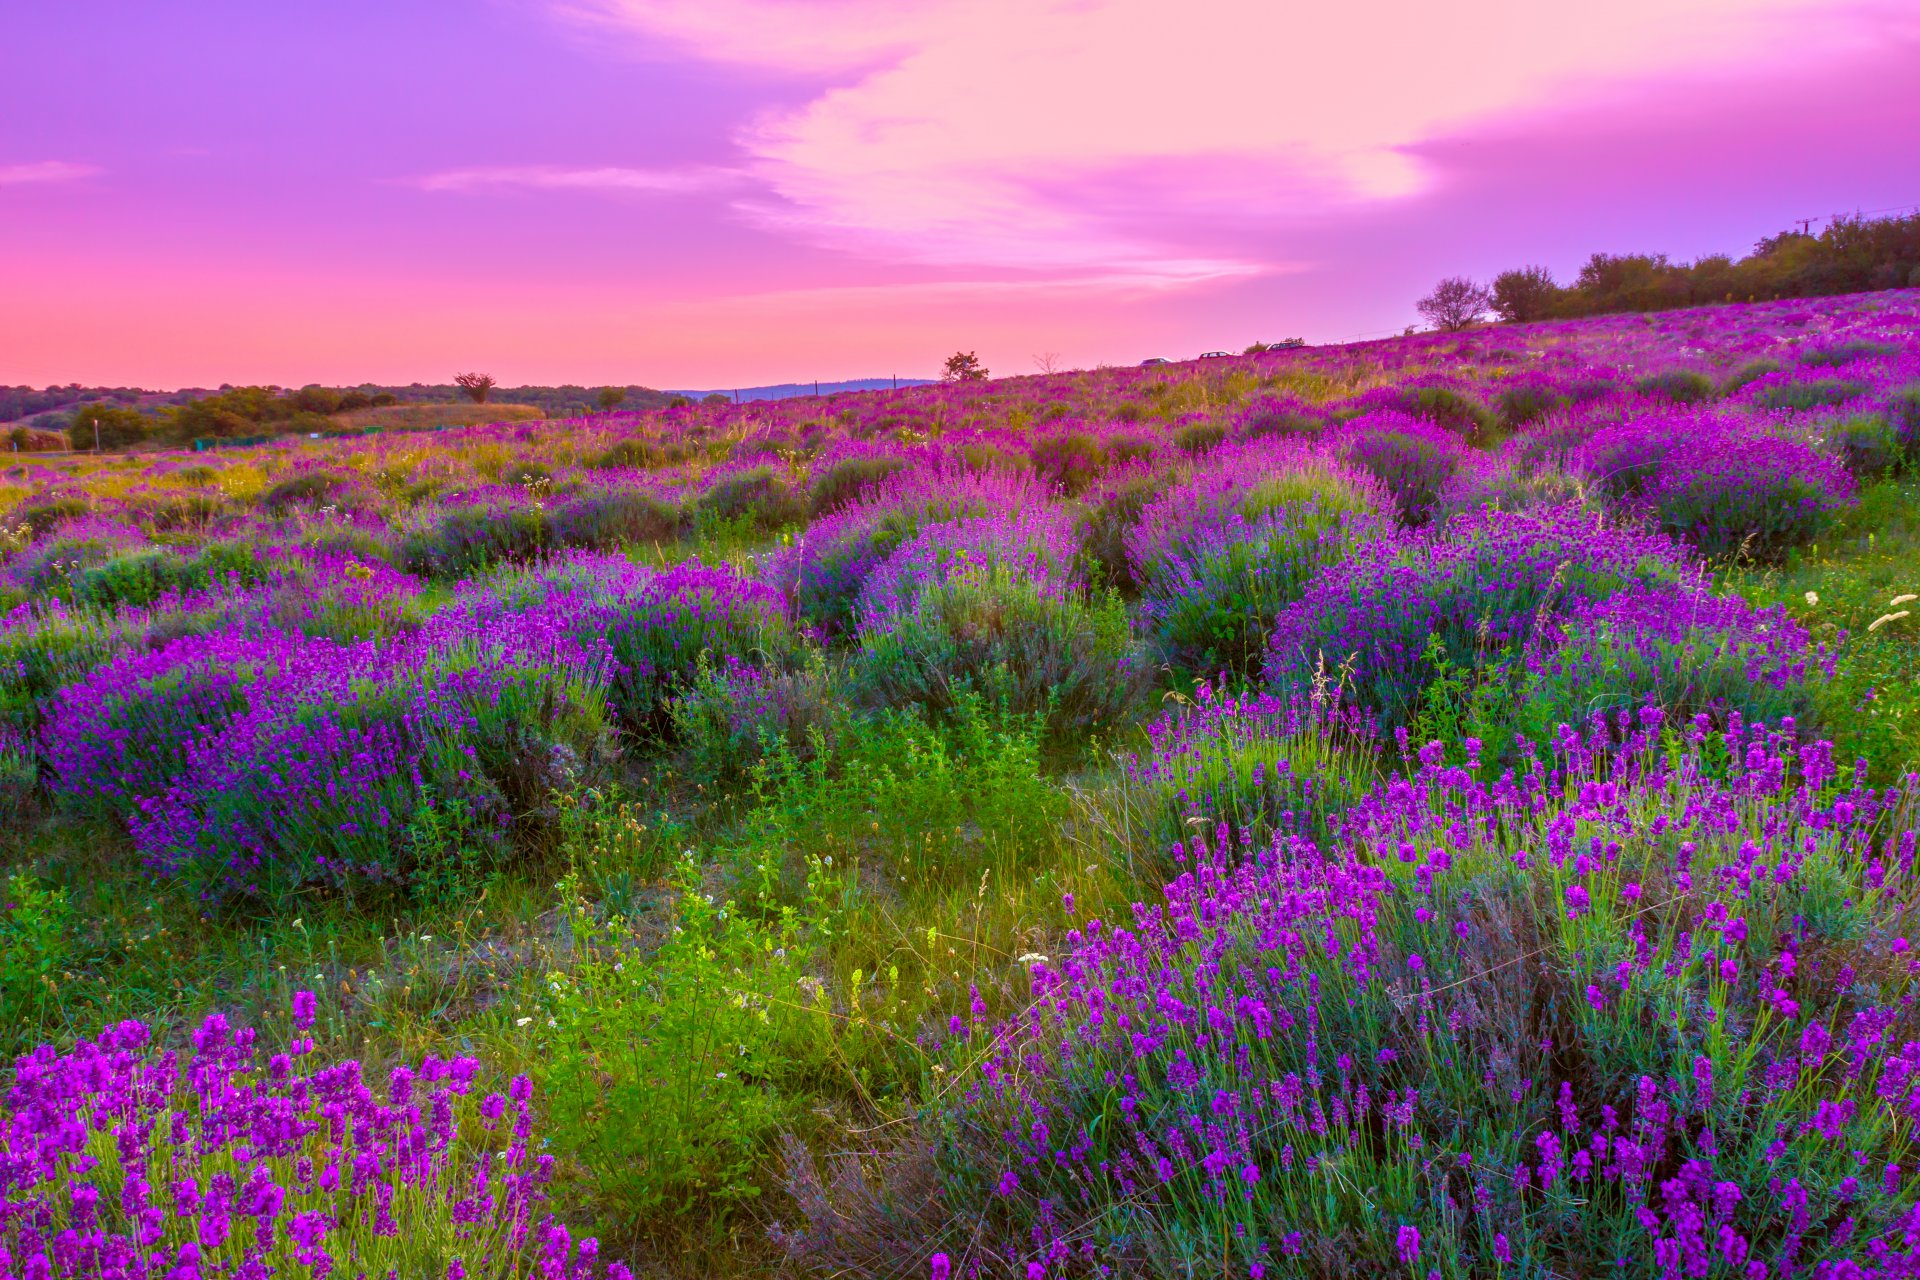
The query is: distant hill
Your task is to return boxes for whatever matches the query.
[668,378,936,403]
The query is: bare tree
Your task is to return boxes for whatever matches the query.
[1032,351,1064,374]
[454,372,497,404]
[1416,278,1492,332]
[941,351,988,382]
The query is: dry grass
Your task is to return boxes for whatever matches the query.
[332,403,545,430]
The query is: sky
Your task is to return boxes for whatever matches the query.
[2,0,1917,390]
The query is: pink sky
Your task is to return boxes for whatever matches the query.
[2,0,1916,389]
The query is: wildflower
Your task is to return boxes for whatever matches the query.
[1397,1225,1421,1264]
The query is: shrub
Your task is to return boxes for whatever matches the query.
[765,464,1046,638]
[1834,412,1902,479]
[901,718,1920,1276]
[65,547,192,611]
[1755,377,1872,413]
[548,488,682,552]
[1337,413,1466,526]
[808,453,907,516]
[1722,357,1780,394]
[1638,427,1855,562]
[399,499,549,578]
[851,566,1144,740]
[669,649,851,783]
[1266,505,1686,730]
[0,1005,631,1279]
[590,438,679,470]
[1399,384,1498,443]
[583,558,791,732]
[1494,380,1563,430]
[1797,338,1899,367]
[1172,420,1227,456]
[856,507,1080,628]
[1513,582,1831,740]
[126,608,611,900]
[1027,433,1106,496]
[1232,394,1319,441]
[1138,478,1384,677]
[696,465,806,533]
[1633,368,1715,404]
[1121,683,1376,859]
[1073,468,1173,597]
[1888,383,1920,462]
[259,469,351,514]
[7,495,91,539]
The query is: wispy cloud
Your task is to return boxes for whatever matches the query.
[0,160,102,186]
[557,0,1879,281]
[410,164,741,194]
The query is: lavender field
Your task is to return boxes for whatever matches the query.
[4,292,1920,1278]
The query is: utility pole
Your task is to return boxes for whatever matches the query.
[93,416,101,453]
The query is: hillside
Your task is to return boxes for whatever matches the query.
[1,290,1918,1278]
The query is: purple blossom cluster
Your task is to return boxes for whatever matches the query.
[925,712,1920,1276]
[1266,504,1690,727]
[0,996,630,1279]
[857,506,1080,630]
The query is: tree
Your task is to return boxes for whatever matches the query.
[597,386,627,413]
[1416,277,1491,332]
[454,372,497,404]
[942,351,988,382]
[1032,352,1063,374]
[1490,266,1561,323]
[67,404,152,451]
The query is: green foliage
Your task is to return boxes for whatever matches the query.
[1073,470,1170,596]
[1756,378,1871,412]
[851,569,1145,740]
[1634,368,1716,404]
[0,875,73,1019]
[540,852,833,1229]
[1027,433,1106,496]
[399,504,550,578]
[66,405,152,451]
[808,455,906,516]
[696,466,806,534]
[548,489,682,552]
[1401,385,1498,444]
[1834,412,1902,479]
[1489,265,1562,323]
[1172,421,1227,456]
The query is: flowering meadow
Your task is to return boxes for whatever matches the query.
[3,291,1919,1276]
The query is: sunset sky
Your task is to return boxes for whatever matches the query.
[4,0,1916,390]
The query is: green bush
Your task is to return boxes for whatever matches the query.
[399,504,549,578]
[697,467,806,534]
[1722,358,1780,394]
[1634,368,1715,404]
[1835,413,1901,479]
[851,568,1145,740]
[1756,378,1869,412]
[1173,421,1227,456]
[548,490,682,552]
[1027,434,1106,496]
[1402,385,1498,444]
[540,852,832,1228]
[808,455,906,516]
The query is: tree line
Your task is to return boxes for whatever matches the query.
[1417,210,1920,331]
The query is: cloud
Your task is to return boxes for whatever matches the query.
[411,163,741,194]
[0,161,102,186]
[560,0,1888,280]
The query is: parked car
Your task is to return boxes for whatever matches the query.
[1139,357,1170,367]
[1199,350,1232,359]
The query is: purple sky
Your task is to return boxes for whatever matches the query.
[3,0,1916,389]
